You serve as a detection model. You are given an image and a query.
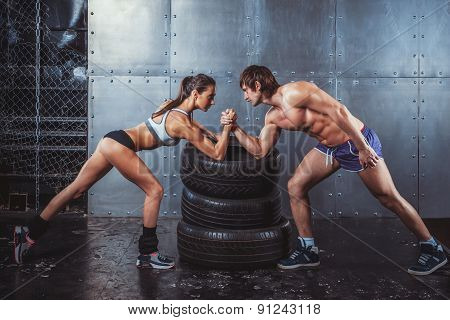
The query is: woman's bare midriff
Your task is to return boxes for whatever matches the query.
[124,123,160,151]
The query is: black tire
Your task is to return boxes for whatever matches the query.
[177,217,293,269]
[181,187,282,229]
[180,143,280,199]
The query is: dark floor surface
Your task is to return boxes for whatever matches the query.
[0,215,448,300]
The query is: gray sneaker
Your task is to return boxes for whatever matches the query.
[277,239,320,270]
[136,252,175,269]
[408,242,448,276]
[14,226,35,264]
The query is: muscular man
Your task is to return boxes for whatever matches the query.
[221,65,447,275]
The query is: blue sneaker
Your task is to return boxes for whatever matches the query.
[13,226,35,264]
[408,242,448,276]
[136,252,175,269]
[277,240,320,270]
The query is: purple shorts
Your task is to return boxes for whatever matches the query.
[314,126,383,172]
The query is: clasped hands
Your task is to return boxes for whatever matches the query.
[220,108,238,130]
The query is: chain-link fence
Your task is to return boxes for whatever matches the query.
[0,0,88,213]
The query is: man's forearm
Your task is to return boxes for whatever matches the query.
[233,125,262,156]
[334,107,368,151]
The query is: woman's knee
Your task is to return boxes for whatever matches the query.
[145,183,164,201]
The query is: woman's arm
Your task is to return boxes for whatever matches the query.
[174,112,235,160]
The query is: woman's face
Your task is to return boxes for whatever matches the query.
[195,85,216,112]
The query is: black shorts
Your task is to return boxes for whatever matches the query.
[104,130,136,151]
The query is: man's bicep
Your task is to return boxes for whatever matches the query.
[259,124,280,154]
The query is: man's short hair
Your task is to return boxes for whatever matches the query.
[240,65,280,97]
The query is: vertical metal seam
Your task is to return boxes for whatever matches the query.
[417,8,421,212]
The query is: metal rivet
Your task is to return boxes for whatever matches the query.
[146,70,149,73]
[90,12,94,15]
[91,50,94,54]
[91,31,94,35]
[328,193,333,197]
[172,194,177,197]
[91,96,94,99]
[354,211,359,216]
[110,80,113,83]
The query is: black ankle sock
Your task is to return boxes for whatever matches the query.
[143,226,157,238]
[28,215,49,240]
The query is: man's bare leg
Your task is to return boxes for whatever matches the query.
[277,149,340,269]
[288,149,340,238]
[358,160,447,275]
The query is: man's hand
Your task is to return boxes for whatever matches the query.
[220,108,237,128]
[359,147,380,169]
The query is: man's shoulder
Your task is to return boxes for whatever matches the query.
[280,80,315,92]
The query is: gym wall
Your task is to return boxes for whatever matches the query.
[2,1,448,219]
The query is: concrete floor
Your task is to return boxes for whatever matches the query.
[0,214,448,299]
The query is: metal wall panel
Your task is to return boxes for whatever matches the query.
[88,76,170,216]
[337,0,419,78]
[336,78,419,217]
[255,0,335,78]
[419,0,450,77]
[88,0,170,76]
[419,78,450,218]
[170,0,252,77]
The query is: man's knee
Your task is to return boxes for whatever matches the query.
[377,191,401,209]
[288,177,308,199]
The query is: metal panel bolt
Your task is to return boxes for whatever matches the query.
[354,211,359,216]
[163,174,167,177]
[90,134,94,138]
[373,212,378,216]
[90,192,94,195]
[413,193,416,197]
[412,116,416,119]
[338,211,342,215]
[164,33,168,36]
[439,72,443,75]
[421,116,425,120]
[421,136,425,139]
[90,211,94,214]
[413,34,416,38]
[256,34,260,37]
[328,212,333,216]
[91,31,94,35]
[91,96,94,99]
[128,70,131,73]
[173,155,176,159]
[91,114,94,118]
[393,72,397,75]
[421,194,425,197]
[421,54,424,58]
[328,193,333,197]
[173,174,177,177]
[411,173,416,177]
[164,14,168,18]
[108,212,112,215]
[146,70,149,74]
[421,173,425,177]
[414,71,417,75]
[421,35,424,38]
[164,194,167,197]
[172,211,177,214]
[91,50,94,54]
[421,99,424,103]
[91,79,94,82]
[337,174,342,177]
[164,211,167,214]
[90,12,94,15]
[246,117,249,121]
[413,54,416,57]
[421,154,426,158]
[173,33,176,36]
[173,14,176,18]
[255,117,260,121]
[412,154,416,158]
[291,71,295,75]
[163,156,167,159]
[91,70,94,73]
[127,211,130,214]
[412,135,416,139]
[172,194,177,197]
[337,193,342,197]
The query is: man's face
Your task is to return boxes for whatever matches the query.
[241,84,262,107]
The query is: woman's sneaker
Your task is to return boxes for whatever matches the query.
[408,242,448,276]
[277,240,320,270]
[14,226,35,264]
[136,252,175,269]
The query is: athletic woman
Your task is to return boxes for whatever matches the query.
[14,74,235,269]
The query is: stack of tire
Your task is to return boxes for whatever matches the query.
[178,139,293,269]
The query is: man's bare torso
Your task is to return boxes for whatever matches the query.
[266,81,364,147]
